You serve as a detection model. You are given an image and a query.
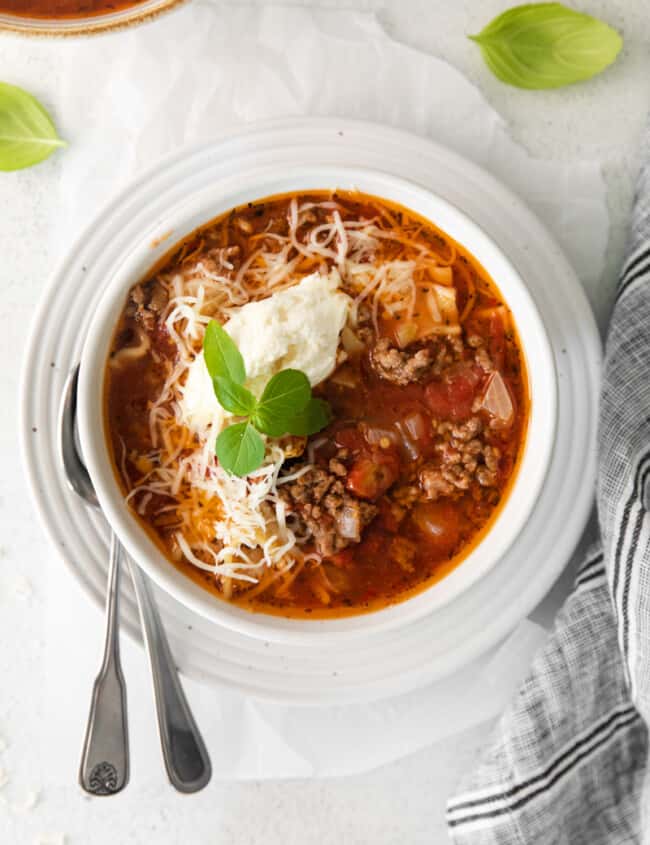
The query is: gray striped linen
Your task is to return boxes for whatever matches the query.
[446,129,650,844]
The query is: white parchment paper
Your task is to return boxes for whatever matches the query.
[50,3,608,778]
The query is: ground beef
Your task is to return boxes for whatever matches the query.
[466,333,495,374]
[474,346,494,373]
[353,303,374,347]
[128,279,169,333]
[419,416,501,501]
[279,463,377,557]
[419,470,456,501]
[391,484,421,508]
[328,457,348,478]
[370,336,462,386]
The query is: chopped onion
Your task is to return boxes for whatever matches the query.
[395,421,422,460]
[433,284,459,324]
[422,285,460,337]
[426,290,442,322]
[365,425,400,448]
[341,326,365,354]
[403,411,429,442]
[395,320,418,348]
[478,371,514,427]
[430,266,453,286]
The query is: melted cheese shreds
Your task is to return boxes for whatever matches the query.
[166,444,306,584]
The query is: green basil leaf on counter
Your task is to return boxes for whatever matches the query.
[469,3,622,90]
[0,82,66,172]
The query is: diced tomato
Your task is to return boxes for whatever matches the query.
[423,381,451,418]
[346,448,400,500]
[424,366,482,422]
[411,502,460,557]
[402,411,431,443]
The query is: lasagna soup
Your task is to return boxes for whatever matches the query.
[106,191,529,617]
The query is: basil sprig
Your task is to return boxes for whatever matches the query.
[469,3,622,90]
[203,321,331,477]
[0,82,66,171]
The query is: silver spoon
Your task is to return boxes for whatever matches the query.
[59,364,212,794]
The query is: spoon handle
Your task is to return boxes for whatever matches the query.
[128,558,212,793]
[79,532,129,795]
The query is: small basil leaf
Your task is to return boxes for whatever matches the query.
[469,3,622,90]
[251,412,290,438]
[215,421,265,477]
[0,82,66,172]
[203,320,246,385]
[254,369,311,423]
[284,398,332,436]
[213,377,257,416]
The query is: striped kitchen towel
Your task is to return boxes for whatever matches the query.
[446,128,650,844]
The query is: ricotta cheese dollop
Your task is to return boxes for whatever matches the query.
[179,269,351,435]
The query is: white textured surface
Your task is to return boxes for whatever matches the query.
[1,2,649,844]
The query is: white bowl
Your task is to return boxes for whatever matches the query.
[77,165,557,643]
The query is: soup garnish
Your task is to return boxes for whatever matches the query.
[105,191,529,617]
[203,321,331,476]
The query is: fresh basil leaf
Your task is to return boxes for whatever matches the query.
[469,3,622,90]
[253,369,311,434]
[284,398,332,436]
[215,421,265,477]
[251,413,292,438]
[213,377,257,416]
[0,82,66,172]
[203,320,246,385]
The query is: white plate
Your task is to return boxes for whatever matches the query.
[20,118,600,704]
